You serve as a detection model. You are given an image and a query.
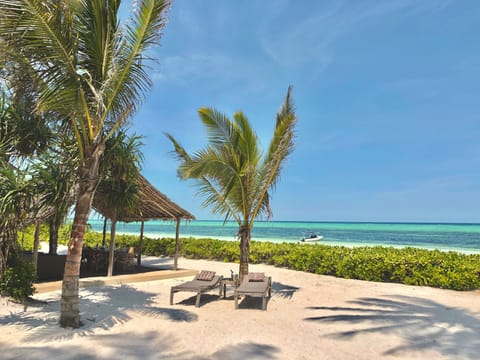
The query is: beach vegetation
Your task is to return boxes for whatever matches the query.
[95,131,143,276]
[65,232,480,291]
[17,224,480,291]
[0,254,36,302]
[0,0,171,328]
[166,87,297,280]
[33,150,77,255]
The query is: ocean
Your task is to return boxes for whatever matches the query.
[87,219,480,254]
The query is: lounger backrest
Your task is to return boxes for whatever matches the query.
[246,272,265,282]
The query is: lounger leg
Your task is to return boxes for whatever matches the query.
[196,292,201,307]
[234,292,239,309]
[170,289,174,305]
[262,295,267,310]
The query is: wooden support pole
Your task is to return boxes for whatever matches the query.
[107,218,117,277]
[174,218,180,271]
[102,217,107,247]
[137,220,145,266]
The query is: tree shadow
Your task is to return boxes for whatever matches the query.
[236,296,269,310]
[192,342,280,360]
[177,293,222,307]
[139,256,174,269]
[271,282,299,299]
[304,294,480,358]
[0,284,197,343]
[0,330,191,359]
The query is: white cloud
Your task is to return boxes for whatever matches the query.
[152,53,238,84]
[151,52,268,95]
[259,0,453,74]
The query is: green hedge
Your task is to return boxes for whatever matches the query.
[18,225,480,291]
[128,236,480,291]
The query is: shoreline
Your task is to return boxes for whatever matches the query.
[108,230,480,255]
[82,218,480,255]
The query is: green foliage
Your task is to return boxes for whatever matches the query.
[18,223,67,251]
[141,237,480,291]
[16,225,480,291]
[0,257,36,302]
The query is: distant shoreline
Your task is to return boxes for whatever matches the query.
[84,218,480,226]
[85,219,480,254]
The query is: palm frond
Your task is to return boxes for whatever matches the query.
[198,107,239,147]
[251,86,297,221]
[101,0,170,132]
[233,111,260,167]
[165,132,241,224]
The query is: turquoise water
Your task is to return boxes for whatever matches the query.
[87,219,480,254]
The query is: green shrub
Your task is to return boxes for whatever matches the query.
[140,237,480,291]
[0,258,36,302]
[17,223,480,291]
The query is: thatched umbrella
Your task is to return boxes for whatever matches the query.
[93,175,195,273]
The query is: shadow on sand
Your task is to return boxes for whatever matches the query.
[304,294,480,358]
[193,342,280,360]
[0,330,192,360]
[0,285,197,343]
[0,337,279,360]
[272,282,299,299]
[177,293,222,307]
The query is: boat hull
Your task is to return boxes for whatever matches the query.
[300,236,323,242]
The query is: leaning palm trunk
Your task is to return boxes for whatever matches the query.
[238,225,251,281]
[60,144,104,327]
[0,0,171,328]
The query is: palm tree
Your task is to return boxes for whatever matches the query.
[35,151,77,255]
[0,167,37,276]
[0,0,170,327]
[167,87,297,280]
[94,131,143,276]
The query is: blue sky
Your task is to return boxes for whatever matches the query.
[123,0,480,223]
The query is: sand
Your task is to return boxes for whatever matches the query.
[1,256,480,360]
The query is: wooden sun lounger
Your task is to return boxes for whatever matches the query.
[170,273,223,307]
[234,273,272,310]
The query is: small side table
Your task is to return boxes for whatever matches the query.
[221,274,239,298]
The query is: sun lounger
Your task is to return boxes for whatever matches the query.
[234,272,272,310]
[170,271,223,307]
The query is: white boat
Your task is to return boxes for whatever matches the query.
[300,233,323,242]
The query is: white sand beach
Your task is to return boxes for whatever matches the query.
[1,256,480,360]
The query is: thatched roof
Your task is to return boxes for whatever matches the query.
[93,174,195,223]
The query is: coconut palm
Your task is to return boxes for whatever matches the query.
[0,0,170,327]
[167,87,297,280]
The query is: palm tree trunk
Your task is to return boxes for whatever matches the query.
[32,221,41,274]
[48,217,60,255]
[238,224,251,282]
[60,144,104,328]
[0,228,16,277]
